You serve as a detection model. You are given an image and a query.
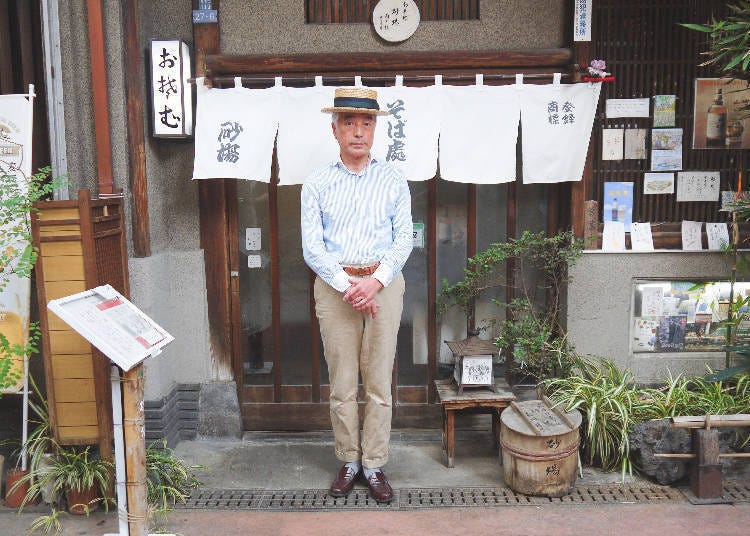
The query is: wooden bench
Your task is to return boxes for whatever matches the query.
[434,378,516,468]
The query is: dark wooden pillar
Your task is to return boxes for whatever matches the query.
[193,1,234,380]
[122,0,150,256]
[570,4,596,238]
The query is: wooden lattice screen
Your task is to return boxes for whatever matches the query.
[591,0,750,227]
[306,0,479,23]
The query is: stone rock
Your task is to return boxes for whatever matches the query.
[197,381,242,439]
[629,419,750,485]
[629,419,690,485]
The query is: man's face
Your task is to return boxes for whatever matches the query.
[332,113,376,161]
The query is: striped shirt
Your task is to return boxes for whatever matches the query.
[301,156,413,292]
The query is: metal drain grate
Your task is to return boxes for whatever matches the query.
[724,480,750,502]
[181,484,684,511]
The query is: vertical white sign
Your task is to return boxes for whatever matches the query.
[574,0,592,42]
[150,40,192,137]
[0,89,34,393]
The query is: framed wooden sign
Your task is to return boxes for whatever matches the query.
[47,284,173,371]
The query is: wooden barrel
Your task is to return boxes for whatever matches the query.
[500,399,582,497]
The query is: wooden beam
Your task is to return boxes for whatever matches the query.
[570,0,595,238]
[86,0,114,195]
[0,1,13,94]
[427,178,437,403]
[194,0,234,381]
[122,0,150,256]
[206,49,574,76]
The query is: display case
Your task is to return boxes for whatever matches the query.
[631,279,750,354]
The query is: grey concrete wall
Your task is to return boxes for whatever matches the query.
[221,0,566,54]
[567,252,734,383]
[129,250,212,400]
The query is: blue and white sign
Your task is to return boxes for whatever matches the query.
[574,0,592,42]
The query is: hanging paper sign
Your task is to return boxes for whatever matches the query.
[0,90,34,394]
[676,171,720,202]
[606,98,650,118]
[630,222,654,251]
[373,0,420,42]
[624,129,647,160]
[150,40,193,137]
[653,95,676,127]
[706,223,729,250]
[574,0,592,41]
[681,221,703,251]
[602,221,626,251]
[644,172,674,195]
[47,285,174,371]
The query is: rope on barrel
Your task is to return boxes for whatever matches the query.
[500,439,581,462]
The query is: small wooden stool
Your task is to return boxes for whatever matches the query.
[434,378,516,468]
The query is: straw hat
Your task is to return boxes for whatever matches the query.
[321,87,389,116]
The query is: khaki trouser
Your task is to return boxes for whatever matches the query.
[314,272,405,469]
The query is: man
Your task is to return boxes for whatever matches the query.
[301,87,413,503]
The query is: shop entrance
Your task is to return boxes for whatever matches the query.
[211,51,574,431]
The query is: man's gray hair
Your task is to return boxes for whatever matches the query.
[331,112,339,124]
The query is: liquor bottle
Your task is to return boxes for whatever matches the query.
[611,198,618,221]
[706,88,727,147]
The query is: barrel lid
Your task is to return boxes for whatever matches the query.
[501,399,581,436]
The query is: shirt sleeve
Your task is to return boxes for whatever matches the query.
[301,181,351,292]
[373,174,413,288]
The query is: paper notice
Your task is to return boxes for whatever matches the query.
[630,222,654,251]
[606,98,650,118]
[706,222,729,250]
[602,220,626,251]
[681,220,703,250]
[602,128,624,160]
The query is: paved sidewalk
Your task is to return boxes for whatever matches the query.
[1,431,748,535]
[1,502,749,536]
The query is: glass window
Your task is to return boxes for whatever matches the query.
[631,280,750,353]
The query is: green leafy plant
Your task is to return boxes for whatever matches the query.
[440,230,584,383]
[14,446,113,513]
[681,3,750,85]
[146,439,203,531]
[0,166,65,289]
[27,508,65,535]
[1,167,67,396]
[544,356,647,478]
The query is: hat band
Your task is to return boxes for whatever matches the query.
[332,96,380,111]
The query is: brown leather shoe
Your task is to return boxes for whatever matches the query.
[365,469,394,503]
[329,464,360,497]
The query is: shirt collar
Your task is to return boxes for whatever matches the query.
[334,155,379,176]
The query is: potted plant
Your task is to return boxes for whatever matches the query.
[14,445,112,515]
[439,230,584,386]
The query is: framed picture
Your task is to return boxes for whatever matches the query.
[693,78,750,149]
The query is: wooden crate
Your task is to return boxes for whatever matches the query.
[32,190,130,456]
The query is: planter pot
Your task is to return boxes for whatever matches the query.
[4,468,30,508]
[66,485,100,515]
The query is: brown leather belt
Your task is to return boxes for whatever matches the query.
[342,262,380,277]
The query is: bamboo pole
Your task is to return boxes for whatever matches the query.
[122,364,147,536]
[670,414,750,429]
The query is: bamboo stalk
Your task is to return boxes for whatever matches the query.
[122,364,148,536]
[670,415,750,429]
